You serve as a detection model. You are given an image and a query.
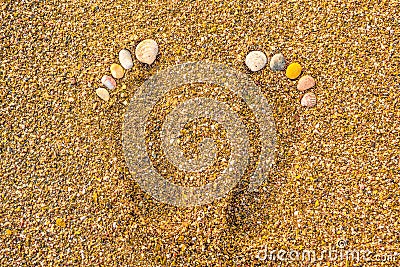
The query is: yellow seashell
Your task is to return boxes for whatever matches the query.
[110,63,124,79]
[286,62,302,79]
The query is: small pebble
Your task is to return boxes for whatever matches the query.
[269,53,286,71]
[110,63,124,79]
[286,62,302,79]
[297,75,316,91]
[119,49,133,69]
[101,75,116,90]
[245,51,267,72]
[301,92,317,107]
[96,87,110,101]
[55,218,66,227]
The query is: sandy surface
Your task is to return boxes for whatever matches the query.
[1,0,399,266]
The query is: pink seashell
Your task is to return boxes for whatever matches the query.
[301,92,317,107]
[297,75,316,91]
[101,75,116,90]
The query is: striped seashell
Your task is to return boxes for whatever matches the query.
[135,39,158,65]
[301,92,317,107]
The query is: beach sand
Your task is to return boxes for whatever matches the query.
[1,0,399,266]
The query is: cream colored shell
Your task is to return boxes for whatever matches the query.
[119,49,133,69]
[135,39,158,65]
[96,88,110,101]
[245,51,267,72]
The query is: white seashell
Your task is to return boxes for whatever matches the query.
[135,39,158,65]
[101,75,116,90]
[245,51,267,72]
[119,49,133,69]
[96,88,110,101]
[301,92,317,107]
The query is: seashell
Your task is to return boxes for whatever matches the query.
[297,75,316,91]
[245,51,267,72]
[286,62,302,79]
[110,63,124,79]
[135,39,159,65]
[101,75,116,90]
[96,88,110,101]
[270,53,286,71]
[301,92,317,107]
[119,49,133,69]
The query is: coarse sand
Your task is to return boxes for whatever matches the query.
[1,0,399,266]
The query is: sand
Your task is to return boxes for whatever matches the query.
[1,0,399,266]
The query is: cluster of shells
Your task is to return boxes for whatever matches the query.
[96,39,159,101]
[96,40,316,108]
[245,50,317,107]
